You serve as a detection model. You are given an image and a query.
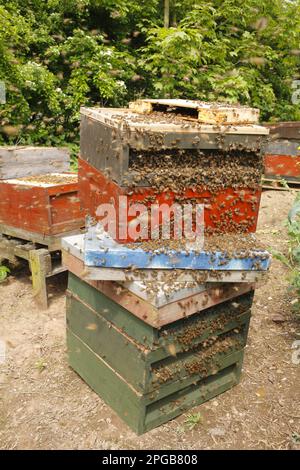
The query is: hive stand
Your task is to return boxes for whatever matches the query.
[0,223,83,309]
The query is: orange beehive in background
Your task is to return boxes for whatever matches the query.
[0,147,84,236]
[264,122,300,182]
[0,174,84,236]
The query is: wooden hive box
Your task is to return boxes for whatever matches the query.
[0,173,84,236]
[67,272,254,434]
[264,123,300,183]
[0,146,70,179]
[79,105,269,242]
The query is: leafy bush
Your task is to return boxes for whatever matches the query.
[0,0,299,148]
[273,194,300,317]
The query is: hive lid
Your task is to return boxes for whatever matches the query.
[81,107,269,135]
[129,99,260,125]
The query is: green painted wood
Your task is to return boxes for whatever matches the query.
[66,294,150,391]
[144,357,243,432]
[67,291,250,393]
[67,328,244,435]
[144,348,243,405]
[67,329,146,434]
[68,272,254,349]
[68,273,156,347]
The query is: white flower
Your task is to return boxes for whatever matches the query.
[116,80,126,88]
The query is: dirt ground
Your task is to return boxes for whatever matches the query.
[0,190,299,450]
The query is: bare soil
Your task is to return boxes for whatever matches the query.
[0,190,299,450]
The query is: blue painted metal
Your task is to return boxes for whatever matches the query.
[84,226,270,271]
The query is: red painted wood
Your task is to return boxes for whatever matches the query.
[264,154,300,179]
[0,175,84,236]
[78,158,261,242]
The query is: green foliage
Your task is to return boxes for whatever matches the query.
[273,193,300,316]
[0,265,10,282]
[0,0,299,147]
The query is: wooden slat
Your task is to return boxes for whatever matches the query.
[0,147,70,179]
[67,292,250,393]
[67,271,254,349]
[80,107,269,135]
[63,248,267,283]
[63,247,254,327]
[0,224,83,252]
[67,329,243,434]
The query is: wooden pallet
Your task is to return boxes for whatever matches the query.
[262,177,300,191]
[0,224,83,309]
[67,273,252,433]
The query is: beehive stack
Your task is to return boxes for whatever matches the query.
[0,147,84,235]
[63,99,270,434]
[264,122,300,186]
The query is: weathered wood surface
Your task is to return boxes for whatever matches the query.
[265,122,300,141]
[81,107,268,134]
[63,247,254,327]
[78,158,263,242]
[67,271,254,348]
[265,140,300,156]
[129,99,260,125]
[62,246,268,284]
[80,108,268,185]
[29,249,52,309]
[83,225,270,271]
[0,176,84,236]
[0,223,84,251]
[67,328,243,434]
[264,154,300,180]
[67,290,250,393]
[0,228,72,308]
[0,147,70,179]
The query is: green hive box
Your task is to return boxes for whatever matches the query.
[66,273,254,434]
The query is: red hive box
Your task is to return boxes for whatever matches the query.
[264,122,300,181]
[0,173,84,236]
[79,158,262,243]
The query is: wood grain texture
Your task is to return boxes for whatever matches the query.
[0,177,84,235]
[66,271,254,348]
[129,99,260,125]
[78,158,263,242]
[63,248,254,327]
[67,328,244,434]
[0,147,70,179]
[66,291,251,393]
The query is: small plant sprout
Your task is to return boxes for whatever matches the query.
[184,412,203,430]
[0,265,10,282]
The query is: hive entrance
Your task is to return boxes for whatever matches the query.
[149,103,199,120]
